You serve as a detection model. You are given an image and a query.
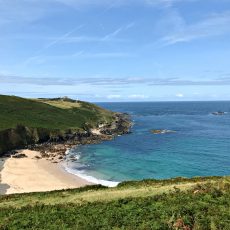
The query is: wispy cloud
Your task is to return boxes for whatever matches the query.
[107,94,122,99]
[0,0,54,26]
[22,25,84,66]
[42,25,84,50]
[75,52,135,58]
[22,21,134,66]
[128,94,149,99]
[0,0,197,28]
[162,11,230,45]
[56,35,126,43]
[146,0,198,7]
[2,75,230,86]
[51,22,134,44]
[14,22,133,43]
[23,51,135,65]
[54,0,196,9]
[102,22,135,41]
[175,93,184,97]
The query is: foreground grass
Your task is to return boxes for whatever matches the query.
[1,177,230,229]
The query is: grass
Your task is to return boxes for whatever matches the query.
[0,95,114,131]
[38,99,81,109]
[0,177,230,229]
[1,95,229,229]
[0,95,116,154]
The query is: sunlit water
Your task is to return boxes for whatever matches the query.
[64,101,230,186]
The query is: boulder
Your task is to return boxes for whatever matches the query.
[151,129,176,135]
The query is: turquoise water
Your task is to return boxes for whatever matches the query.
[65,102,230,186]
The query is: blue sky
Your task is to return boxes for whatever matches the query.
[1,0,230,101]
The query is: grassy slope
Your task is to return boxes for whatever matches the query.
[0,176,230,229]
[0,95,114,131]
[1,95,229,229]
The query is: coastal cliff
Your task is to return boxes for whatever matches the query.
[0,95,131,156]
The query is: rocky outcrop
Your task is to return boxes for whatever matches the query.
[0,125,51,155]
[100,113,131,135]
[150,129,176,135]
[0,113,132,157]
[29,113,132,160]
[212,111,225,116]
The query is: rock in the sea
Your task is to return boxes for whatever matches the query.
[212,111,225,116]
[151,129,176,135]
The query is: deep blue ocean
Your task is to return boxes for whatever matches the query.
[64,102,230,186]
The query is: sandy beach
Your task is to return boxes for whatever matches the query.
[0,150,91,195]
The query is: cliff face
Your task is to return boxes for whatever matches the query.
[0,126,52,154]
[0,95,133,156]
[0,113,132,156]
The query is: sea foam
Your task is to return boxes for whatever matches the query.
[63,163,119,187]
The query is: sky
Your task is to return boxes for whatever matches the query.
[1,0,230,101]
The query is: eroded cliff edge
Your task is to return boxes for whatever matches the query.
[0,95,132,156]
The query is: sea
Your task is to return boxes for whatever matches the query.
[64,101,230,187]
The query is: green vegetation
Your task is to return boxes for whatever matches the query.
[0,95,115,154]
[0,95,114,131]
[1,95,229,229]
[0,176,230,229]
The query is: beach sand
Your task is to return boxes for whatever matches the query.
[0,150,91,195]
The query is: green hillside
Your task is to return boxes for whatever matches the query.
[0,95,229,229]
[0,95,116,154]
[0,95,114,131]
[0,176,230,229]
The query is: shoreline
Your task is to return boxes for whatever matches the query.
[0,150,92,195]
[0,113,132,195]
[63,163,120,187]
[63,147,120,187]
